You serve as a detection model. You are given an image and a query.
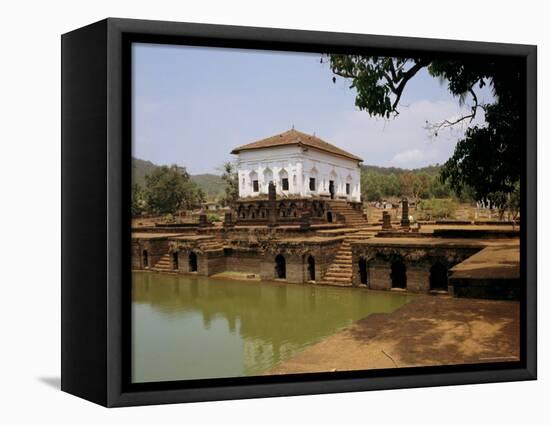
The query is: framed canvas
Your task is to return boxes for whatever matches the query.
[61,18,537,407]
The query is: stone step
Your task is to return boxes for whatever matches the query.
[152,254,174,271]
[322,236,355,284]
[331,257,351,263]
[327,262,351,268]
[325,274,352,280]
[321,276,352,283]
[331,258,352,263]
[325,270,352,277]
[328,262,351,268]
[324,277,352,283]
[152,261,175,271]
[330,265,352,271]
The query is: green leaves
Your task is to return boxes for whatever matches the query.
[328,53,523,203]
[142,165,204,215]
[220,162,239,206]
[361,167,451,201]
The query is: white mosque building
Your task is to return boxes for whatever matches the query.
[231,129,363,202]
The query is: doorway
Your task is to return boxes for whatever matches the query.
[142,250,149,268]
[358,257,368,285]
[307,255,315,281]
[329,180,335,199]
[430,262,448,291]
[390,259,407,289]
[275,254,286,279]
[172,252,179,270]
[189,252,198,272]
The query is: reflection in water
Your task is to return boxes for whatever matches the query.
[132,272,414,383]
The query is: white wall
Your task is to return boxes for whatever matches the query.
[236,145,362,201]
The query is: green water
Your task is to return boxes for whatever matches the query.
[132,272,414,383]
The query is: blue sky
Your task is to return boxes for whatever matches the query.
[132,43,492,174]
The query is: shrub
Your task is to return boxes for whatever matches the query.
[207,213,221,223]
[416,198,457,220]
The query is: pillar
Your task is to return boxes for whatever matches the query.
[401,198,410,228]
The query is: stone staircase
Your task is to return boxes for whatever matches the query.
[321,239,353,286]
[198,240,224,252]
[328,201,368,227]
[152,253,174,272]
[151,239,224,273]
[347,229,377,241]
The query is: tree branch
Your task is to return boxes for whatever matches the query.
[389,60,430,111]
[425,81,481,135]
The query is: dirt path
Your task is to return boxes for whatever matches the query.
[268,296,520,374]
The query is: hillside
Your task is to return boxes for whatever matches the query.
[190,174,227,200]
[132,158,158,186]
[132,157,226,201]
[361,164,442,176]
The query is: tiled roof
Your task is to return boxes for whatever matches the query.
[231,129,363,162]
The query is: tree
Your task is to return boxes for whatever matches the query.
[412,173,431,199]
[143,165,204,214]
[398,172,415,198]
[326,54,523,203]
[362,171,382,201]
[398,172,429,200]
[220,162,239,206]
[428,175,451,199]
[131,183,146,216]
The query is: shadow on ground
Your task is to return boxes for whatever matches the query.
[38,377,61,390]
[350,296,520,366]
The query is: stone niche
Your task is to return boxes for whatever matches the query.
[351,243,482,293]
[233,198,330,226]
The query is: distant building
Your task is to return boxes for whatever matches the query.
[231,129,363,202]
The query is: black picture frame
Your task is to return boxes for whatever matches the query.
[61,17,537,407]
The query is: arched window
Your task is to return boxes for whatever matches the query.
[263,168,273,190]
[249,171,259,193]
[329,170,337,199]
[279,168,289,191]
[346,174,353,196]
[309,167,318,192]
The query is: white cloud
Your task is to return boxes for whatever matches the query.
[391,149,428,166]
[324,99,486,169]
